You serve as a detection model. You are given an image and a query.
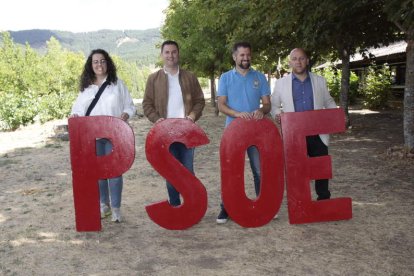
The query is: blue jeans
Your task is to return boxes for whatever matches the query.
[221,145,261,212]
[167,142,194,206]
[96,138,123,208]
[247,145,261,196]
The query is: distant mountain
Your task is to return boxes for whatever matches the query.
[7,29,162,65]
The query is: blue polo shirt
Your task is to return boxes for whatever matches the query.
[218,68,270,126]
[292,73,314,112]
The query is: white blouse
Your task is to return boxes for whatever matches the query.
[71,79,136,119]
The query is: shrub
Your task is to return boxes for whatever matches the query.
[37,91,78,123]
[317,66,359,104]
[359,65,392,109]
[198,77,209,89]
[0,90,38,130]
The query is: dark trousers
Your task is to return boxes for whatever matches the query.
[306,135,331,200]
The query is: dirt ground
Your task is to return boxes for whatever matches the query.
[0,102,413,276]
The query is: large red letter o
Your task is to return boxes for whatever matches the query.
[220,118,284,227]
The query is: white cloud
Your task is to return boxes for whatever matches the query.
[0,0,169,32]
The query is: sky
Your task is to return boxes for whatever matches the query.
[0,0,170,33]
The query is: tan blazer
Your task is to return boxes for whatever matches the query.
[142,69,205,123]
[271,72,337,145]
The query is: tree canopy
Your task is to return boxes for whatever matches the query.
[162,0,413,150]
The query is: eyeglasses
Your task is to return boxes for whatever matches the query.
[92,59,107,65]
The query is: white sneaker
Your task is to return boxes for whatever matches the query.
[111,208,122,222]
[100,203,111,219]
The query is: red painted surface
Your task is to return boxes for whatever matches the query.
[69,116,135,231]
[145,119,210,230]
[220,118,284,227]
[281,109,352,224]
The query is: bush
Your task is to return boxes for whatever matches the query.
[359,65,392,109]
[0,90,38,130]
[37,91,78,123]
[0,33,83,130]
[317,66,359,104]
[198,77,209,89]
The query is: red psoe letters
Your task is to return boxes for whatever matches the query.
[281,108,352,224]
[220,118,284,227]
[145,119,210,230]
[69,116,135,231]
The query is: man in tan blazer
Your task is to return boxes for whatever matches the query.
[271,48,337,200]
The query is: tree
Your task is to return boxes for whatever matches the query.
[252,0,401,126]
[0,33,84,129]
[384,0,414,150]
[37,37,84,123]
[162,1,410,147]
[0,32,38,129]
[162,0,235,111]
[227,1,294,83]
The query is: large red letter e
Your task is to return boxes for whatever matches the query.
[69,116,135,231]
[281,108,352,224]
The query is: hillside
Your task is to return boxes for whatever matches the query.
[7,29,162,65]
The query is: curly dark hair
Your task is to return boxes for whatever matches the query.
[79,49,118,92]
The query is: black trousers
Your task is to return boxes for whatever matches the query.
[306,135,331,200]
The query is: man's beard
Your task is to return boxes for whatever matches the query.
[238,61,250,69]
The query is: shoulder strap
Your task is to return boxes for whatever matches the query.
[85,81,110,116]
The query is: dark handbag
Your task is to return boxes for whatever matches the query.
[85,81,110,116]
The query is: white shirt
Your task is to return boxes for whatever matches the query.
[71,79,136,118]
[165,68,185,118]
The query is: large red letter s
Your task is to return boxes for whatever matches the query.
[145,119,209,230]
[281,108,352,224]
[69,116,135,231]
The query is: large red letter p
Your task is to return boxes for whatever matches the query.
[69,116,135,231]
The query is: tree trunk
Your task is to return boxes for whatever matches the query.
[339,47,351,127]
[404,34,414,151]
[210,76,219,116]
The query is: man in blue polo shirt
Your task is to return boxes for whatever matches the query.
[216,41,271,224]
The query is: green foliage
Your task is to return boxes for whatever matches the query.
[317,66,359,104]
[33,37,84,123]
[37,91,77,123]
[113,56,151,99]
[0,32,151,130]
[0,33,40,129]
[198,78,209,89]
[0,91,38,130]
[383,0,414,33]
[162,0,233,77]
[360,65,392,109]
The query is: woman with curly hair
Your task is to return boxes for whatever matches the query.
[71,49,136,223]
